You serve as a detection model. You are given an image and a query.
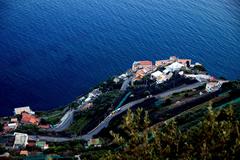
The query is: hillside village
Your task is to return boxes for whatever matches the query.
[0,56,238,159]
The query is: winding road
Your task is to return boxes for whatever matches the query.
[48,77,133,132]
[30,82,205,142]
[47,109,75,132]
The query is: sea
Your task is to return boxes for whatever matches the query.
[0,0,240,115]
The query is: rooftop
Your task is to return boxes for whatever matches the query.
[13,132,28,149]
[21,112,40,125]
[137,61,153,66]
[14,106,34,115]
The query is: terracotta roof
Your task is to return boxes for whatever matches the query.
[136,69,145,77]
[155,60,172,66]
[21,112,39,125]
[138,61,153,66]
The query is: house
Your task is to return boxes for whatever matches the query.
[87,138,102,148]
[14,106,35,115]
[151,71,169,84]
[36,141,49,150]
[7,123,18,130]
[205,82,222,93]
[132,61,153,72]
[118,73,128,79]
[21,112,40,125]
[177,59,192,67]
[151,71,163,79]
[155,56,192,68]
[20,150,29,156]
[11,118,18,123]
[89,89,102,98]
[155,60,171,67]
[13,132,28,149]
[113,77,120,83]
[155,56,176,67]
[163,62,184,74]
[135,69,146,80]
[84,97,92,103]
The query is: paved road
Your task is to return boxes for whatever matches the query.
[120,77,132,91]
[30,82,205,142]
[48,109,74,132]
[82,82,205,140]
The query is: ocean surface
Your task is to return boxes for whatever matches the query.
[0,0,240,115]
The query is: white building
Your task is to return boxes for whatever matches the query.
[151,71,163,79]
[113,77,120,83]
[84,88,102,103]
[163,62,184,74]
[184,74,213,82]
[118,73,128,79]
[150,70,172,84]
[84,97,92,103]
[205,82,222,93]
[14,106,35,115]
[13,132,28,149]
[8,123,18,130]
[89,89,102,98]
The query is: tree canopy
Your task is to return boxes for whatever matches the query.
[102,106,240,160]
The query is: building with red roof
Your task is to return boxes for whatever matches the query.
[155,56,191,67]
[177,59,192,67]
[21,113,40,125]
[132,61,153,72]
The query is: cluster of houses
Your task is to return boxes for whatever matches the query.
[131,56,226,93]
[11,132,49,157]
[113,72,129,84]
[1,106,50,136]
[0,106,51,157]
[131,56,191,81]
[78,88,102,111]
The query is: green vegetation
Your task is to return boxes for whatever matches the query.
[81,149,109,160]
[193,65,207,72]
[68,90,121,135]
[37,109,64,125]
[69,102,79,109]
[44,140,85,156]
[101,106,240,160]
[97,77,123,92]
[40,102,77,125]
[15,124,40,134]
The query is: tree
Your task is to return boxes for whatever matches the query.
[102,105,240,160]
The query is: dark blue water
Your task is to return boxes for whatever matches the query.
[0,0,240,115]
